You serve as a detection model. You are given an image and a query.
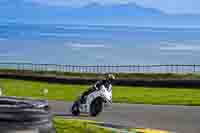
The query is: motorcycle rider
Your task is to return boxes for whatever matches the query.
[80,74,115,104]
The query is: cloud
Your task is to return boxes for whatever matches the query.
[69,43,106,48]
[0,38,7,41]
[26,0,88,7]
[27,0,130,6]
[135,0,200,14]
[0,53,17,57]
[160,43,200,51]
[26,0,200,14]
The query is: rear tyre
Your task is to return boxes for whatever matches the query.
[90,98,103,117]
[71,102,80,116]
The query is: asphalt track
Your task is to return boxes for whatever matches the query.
[50,101,200,133]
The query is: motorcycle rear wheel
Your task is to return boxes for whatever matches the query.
[71,102,80,116]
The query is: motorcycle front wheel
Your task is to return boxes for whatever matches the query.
[90,98,103,117]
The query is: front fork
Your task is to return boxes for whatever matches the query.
[74,99,90,113]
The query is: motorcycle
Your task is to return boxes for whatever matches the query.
[71,85,112,117]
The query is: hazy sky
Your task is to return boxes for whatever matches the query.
[27,0,200,14]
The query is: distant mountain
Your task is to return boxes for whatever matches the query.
[1,1,200,27]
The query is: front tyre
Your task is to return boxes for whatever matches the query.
[90,98,103,117]
[71,102,80,116]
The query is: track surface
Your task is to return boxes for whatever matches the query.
[50,101,200,133]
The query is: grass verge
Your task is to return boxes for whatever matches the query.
[0,78,200,106]
[53,118,170,133]
[53,118,114,133]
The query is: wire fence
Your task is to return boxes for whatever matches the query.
[0,62,200,73]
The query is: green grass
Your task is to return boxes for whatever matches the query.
[0,78,200,106]
[1,68,200,80]
[53,118,114,133]
[53,118,168,133]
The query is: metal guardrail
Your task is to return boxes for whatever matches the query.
[0,62,200,73]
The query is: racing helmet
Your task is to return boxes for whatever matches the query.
[105,74,115,81]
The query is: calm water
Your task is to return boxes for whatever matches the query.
[0,22,200,65]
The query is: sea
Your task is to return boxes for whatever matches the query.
[0,22,200,65]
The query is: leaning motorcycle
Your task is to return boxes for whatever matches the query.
[71,85,112,117]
